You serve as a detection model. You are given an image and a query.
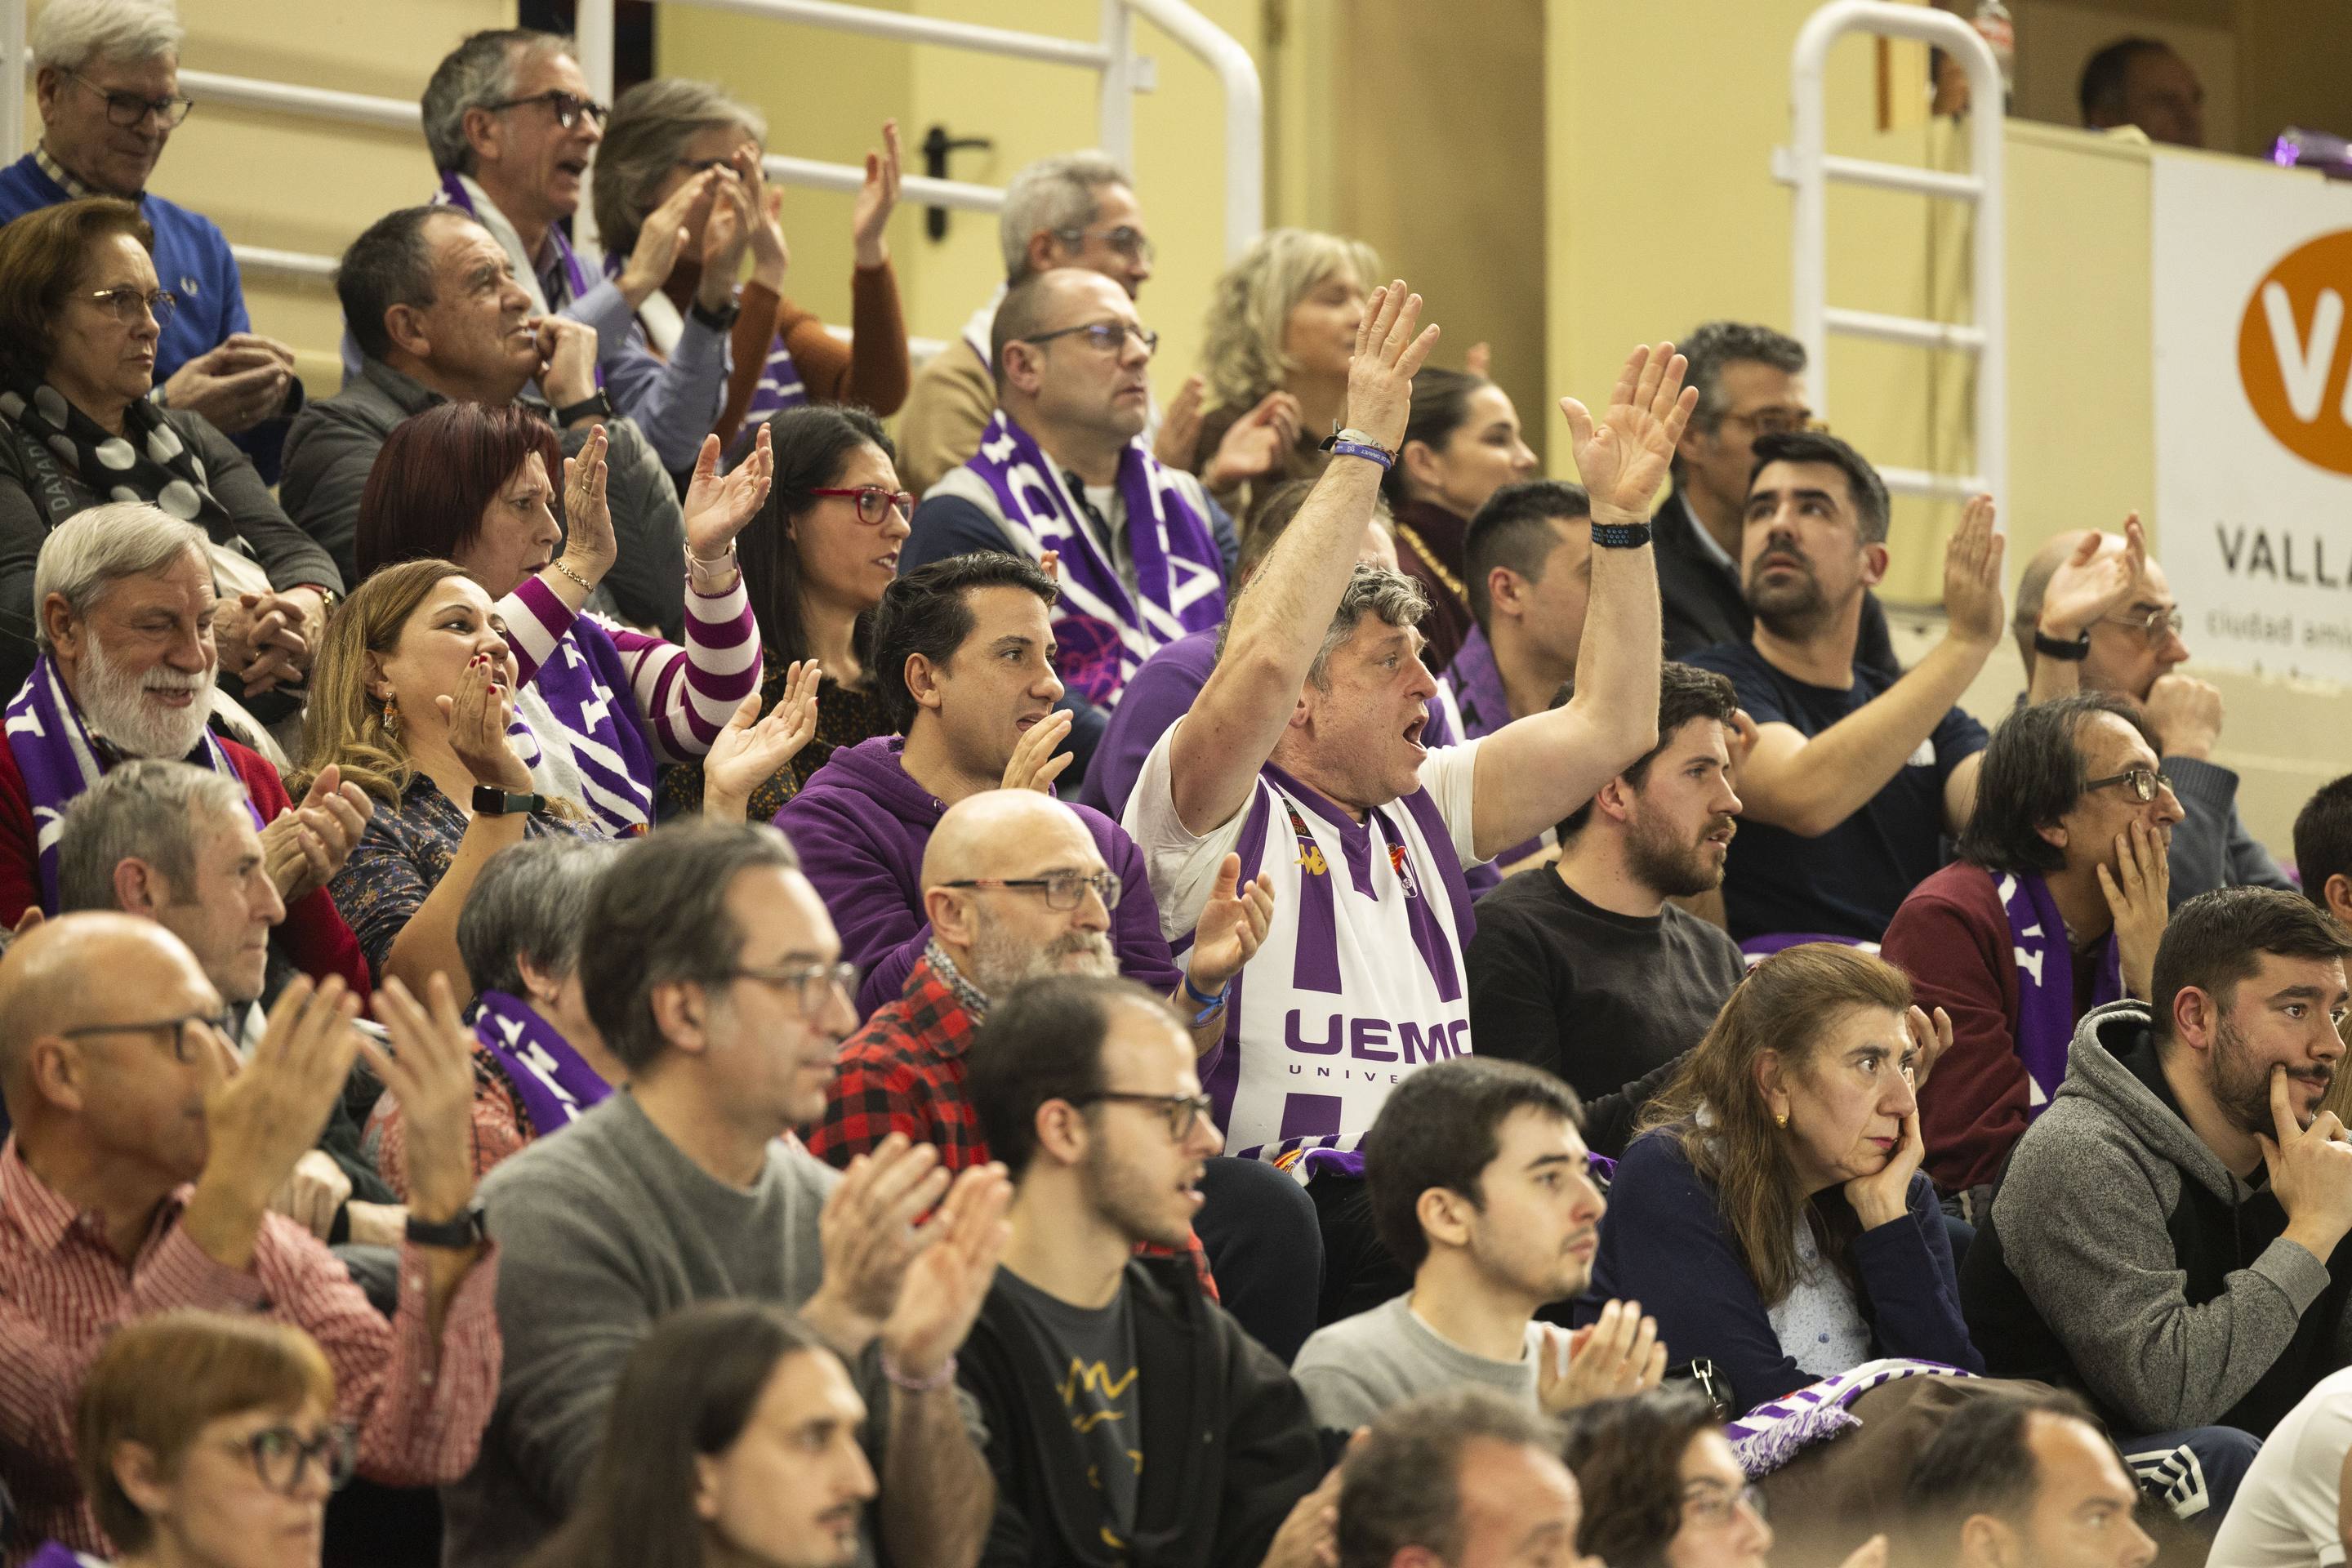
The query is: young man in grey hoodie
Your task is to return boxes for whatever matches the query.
[1960,886,2352,1521]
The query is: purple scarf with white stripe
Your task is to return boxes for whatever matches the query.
[961,411,1224,707]
[507,619,657,837]
[475,989,610,1138]
[1723,1357,1976,1477]
[1999,869,2120,1115]
[24,1541,104,1568]
[4,657,261,913]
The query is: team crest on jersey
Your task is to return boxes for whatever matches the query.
[1285,800,1328,875]
[1388,841,1420,898]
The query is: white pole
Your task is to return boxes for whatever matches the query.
[1098,0,1133,172]
[572,0,617,260]
[2,0,27,166]
[1122,0,1261,260]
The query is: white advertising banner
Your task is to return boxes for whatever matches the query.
[2153,154,2352,680]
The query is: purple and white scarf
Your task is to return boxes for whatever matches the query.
[1999,869,2121,1115]
[439,172,595,310]
[475,989,611,1139]
[4,657,260,913]
[507,618,659,838]
[962,411,1225,708]
[1724,1356,1977,1477]
[24,1541,106,1568]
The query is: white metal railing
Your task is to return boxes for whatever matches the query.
[2,0,1263,291]
[1773,0,2007,510]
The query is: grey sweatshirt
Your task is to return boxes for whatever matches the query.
[1959,1001,2352,1437]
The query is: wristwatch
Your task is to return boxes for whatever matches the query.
[1590,519,1654,550]
[2033,626,2092,662]
[405,1198,487,1251]
[554,390,613,426]
[689,295,742,332]
[471,786,547,817]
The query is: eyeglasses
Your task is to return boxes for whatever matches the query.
[220,1423,358,1496]
[83,286,176,327]
[60,1009,235,1063]
[483,89,609,131]
[1053,224,1156,266]
[808,486,915,526]
[1019,319,1160,358]
[1681,1482,1766,1529]
[727,959,858,1015]
[67,70,194,130]
[941,871,1124,911]
[1721,408,1826,437]
[2085,766,2176,804]
[2101,605,2186,644]
[1070,1089,1216,1142]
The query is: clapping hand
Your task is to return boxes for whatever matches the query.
[261,762,374,903]
[1201,390,1305,493]
[702,662,823,821]
[803,1135,955,1350]
[683,423,774,567]
[850,119,903,270]
[1156,376,1208,473]
[361,974,481,1227]
[189,977,363,1263]
[2038,514,2146,642]
[1185,853,1275,999]
[878,1160,1013,1381]
[619,168,717,303]
[555,423,617,592]
[1942,493,2009,651]
[1347,281,1441,453]
[1560,341,1696,521]
[1537,1298,1666,1414]
[695,166,755,314]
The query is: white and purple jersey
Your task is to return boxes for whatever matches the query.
[1126,725,1487,1164]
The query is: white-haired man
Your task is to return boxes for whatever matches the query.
[0,504,370,994]
[0,0,302,480]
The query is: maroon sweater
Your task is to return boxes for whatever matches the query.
[1882,860,2106,1195]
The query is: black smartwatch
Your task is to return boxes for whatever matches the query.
[689,296,741,332]
[2033,626,2092,662]
[471,785,547,817]
[405,1198,487,1251]
[1591,520,1654,550]
[554,389,613,425]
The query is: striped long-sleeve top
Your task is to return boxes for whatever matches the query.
[497,572,760,836]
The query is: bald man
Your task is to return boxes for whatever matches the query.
[902,267,1239,730]
[0,914,498,1557]
[2014,524,2289,903]
[807,789,1323,1361]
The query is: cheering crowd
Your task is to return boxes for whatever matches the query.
[2,5,2350,1568]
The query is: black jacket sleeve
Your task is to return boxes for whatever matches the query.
[181,412,342,593]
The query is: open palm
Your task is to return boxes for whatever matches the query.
[683,422,775,558]
[1561,342,1695,516]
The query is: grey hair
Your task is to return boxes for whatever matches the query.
[1308,562,1430,690]
[593,78,768,256]
[31,0,184,72]
[1337,1389,1564,1568]
[421,29,575,176]
[33,501,208,652]
[56,759,250,915]
[1678,320,1807,433]
[457,835,626,997]
[999,150,1129,282]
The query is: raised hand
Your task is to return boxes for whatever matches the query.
[1156,374,1207,474]
[1185,853,1276,997]
[702,662,824,820]
[1560,341,1696,519]
[1000,708,1075,794]
[2100,817,2172,1001]
[555,422,617,591]
[878,1160,1013,1380]
[850,119,903,270]
[730,142,791,290]
[683,422,774,564]
[437,653,532,793]
[188,976,363,1263]
[360,973,482,1226]
[2038,514,2147,642]
[1202,390,1305,492]
[1843,1095,1927,1230]
[618,168,715,304]
[2259,1065,2352,1258]
[1904,1003,1955,1092]
[695,167,755,313]
[1538,1298,1666,1414]
[261,762,375,903]
[804,1134,955,1349]
[1942,493,2009,650]
[1347,280,1441,453]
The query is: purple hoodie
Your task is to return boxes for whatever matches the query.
[776,734,1185,1017]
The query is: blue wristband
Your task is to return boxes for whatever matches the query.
[1330,440,1394,471]
[1183,973,1229,1025]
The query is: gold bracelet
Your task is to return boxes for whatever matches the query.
[550,558,594,592]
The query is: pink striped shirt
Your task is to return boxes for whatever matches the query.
[0,1139,501,1561]
[497,573,760,764]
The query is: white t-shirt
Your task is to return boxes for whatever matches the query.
[2208,1365,2352,1567]
[1122,720,1486,1157]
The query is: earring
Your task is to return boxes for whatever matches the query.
[381,693,400,737]
[1774,1111,1788,1129]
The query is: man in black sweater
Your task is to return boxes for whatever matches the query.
[960,973,1330,1568]
[1465,662,1748,1156]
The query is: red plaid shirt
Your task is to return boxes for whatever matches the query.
[808,954,986,1169]
[0,1138,502,1561]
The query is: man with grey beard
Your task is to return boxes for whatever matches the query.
[809,786,1328,1361]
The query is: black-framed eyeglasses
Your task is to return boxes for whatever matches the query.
[67,70,194,129]
[808,486,915,526]
[2102,605,2185,644]
[1053,223,1156,266]
[1019,320,1160,358]
[1069,1089,1215,1141]
[1721,408,1825,438]
[84,286,176,327]
[2085,766,2176,804]
[60,1010,235,1063]
[941,871,1124,911]
[483,89,609,131]
[727,959,858,1015]
[221,1423,358,1496]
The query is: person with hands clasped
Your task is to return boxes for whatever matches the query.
[0,913,501,1559]
[1962,888,2352,1516]
[1592,944,1981,1414]
[445,822,1000,1568]
[1885,693,2184,1198]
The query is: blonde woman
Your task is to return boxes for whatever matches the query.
[1175,227,1383,524]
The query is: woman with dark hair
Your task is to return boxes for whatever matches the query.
[520,1302,875,1568]
[659,403,909,820]
[1378,367,1539,672]
[0,198,341,710]
[1559,1386,1773,1568]
[356,402,816,834]
[1590,944,1980,1414]
[1882,692,2183,1198]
